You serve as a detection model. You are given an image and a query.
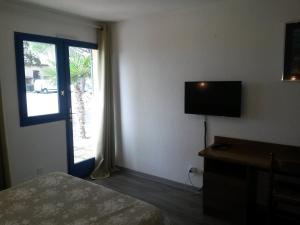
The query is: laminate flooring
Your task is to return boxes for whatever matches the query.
[91,170,231,225]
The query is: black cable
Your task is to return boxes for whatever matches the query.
[204,116,207,148]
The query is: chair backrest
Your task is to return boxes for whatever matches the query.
[270,152,300,176]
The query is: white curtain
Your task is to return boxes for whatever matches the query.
[90,24,117,179]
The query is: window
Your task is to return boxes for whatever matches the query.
[14,32,97,126]
[23,41,60,116]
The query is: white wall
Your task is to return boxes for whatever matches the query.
[112,0,300,187]
[0,1,97,185]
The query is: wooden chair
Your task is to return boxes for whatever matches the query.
[268,153,300,225]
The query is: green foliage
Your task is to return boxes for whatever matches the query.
[25,41,92,86]
[30,41,51,54]
[23,41,41,66]
[69,47,92,84]
[24,41,56,67]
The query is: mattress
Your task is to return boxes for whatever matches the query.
[0,172,170,225]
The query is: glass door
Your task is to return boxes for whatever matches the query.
[65,43,98,178]
[15,33,98,178]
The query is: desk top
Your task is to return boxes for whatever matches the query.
[199,136,300,170]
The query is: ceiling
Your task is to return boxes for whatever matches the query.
[8,0,219,21]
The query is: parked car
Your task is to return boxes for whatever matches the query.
[34,79,57,93]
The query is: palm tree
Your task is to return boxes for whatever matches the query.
[68,47,92,139]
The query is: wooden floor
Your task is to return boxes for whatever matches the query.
[91,170,231,225]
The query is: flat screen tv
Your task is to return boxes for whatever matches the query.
[185,81,242,117]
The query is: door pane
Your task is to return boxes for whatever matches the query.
[23,41,59,117]
[68,46,97,163]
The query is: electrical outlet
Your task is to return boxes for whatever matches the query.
[188,166,198,173]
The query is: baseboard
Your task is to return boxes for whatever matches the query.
[116,166,201,193]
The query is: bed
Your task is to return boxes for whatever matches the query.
[0,172,170,225]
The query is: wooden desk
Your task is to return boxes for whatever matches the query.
[199,136,300,225]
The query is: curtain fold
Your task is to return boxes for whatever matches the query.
[0,83,11,190]
[90,24,117,179]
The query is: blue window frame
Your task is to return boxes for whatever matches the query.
[14,32,97,127]
[63,40,97,177]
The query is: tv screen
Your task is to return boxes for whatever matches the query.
[185,81,242,117]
